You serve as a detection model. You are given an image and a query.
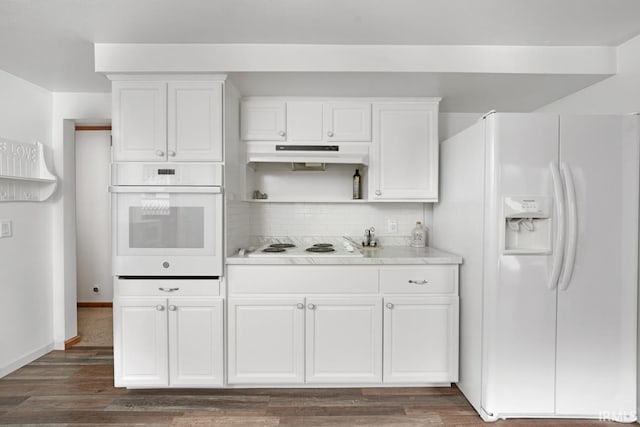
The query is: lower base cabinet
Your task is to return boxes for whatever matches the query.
[114,297,224,387]
[383,297,459,383]
[226,264,460,386]
[227,297,382,384]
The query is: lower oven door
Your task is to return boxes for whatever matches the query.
[111,186,223,276]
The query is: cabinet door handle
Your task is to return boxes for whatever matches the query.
[278,131,286,137]
[168,150,176,157]
[386,303,394,309]
[156,150,165,157]
[168,305,177,311]
[408,280,429,285]
[375,190,382,196]
[156,305,165,311]
[158,287,179,292]
[307,303,316,310]
[327,131,334,137]
[296,303,304,309]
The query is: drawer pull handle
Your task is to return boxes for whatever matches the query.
[296,303,304,309]
[386,303,394,309]
[159,287,180,292]
[408,280,428,285]
[168,305,177,311]
[156,305,165,311]
[307,303,316,310]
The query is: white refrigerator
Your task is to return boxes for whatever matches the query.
[433,113,638,422]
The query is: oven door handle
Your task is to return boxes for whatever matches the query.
[109,186,222,194]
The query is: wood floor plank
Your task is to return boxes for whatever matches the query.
[267,405,406,417]
[13,395,116,411]
[106,395,270,413]
[0,409,180,424]
[278,414,444,426]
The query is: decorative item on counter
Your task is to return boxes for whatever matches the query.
[252,190,268,199]
[411,221,427,247]
[352,168,362,199]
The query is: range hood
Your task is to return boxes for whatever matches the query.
[246,141,369,166]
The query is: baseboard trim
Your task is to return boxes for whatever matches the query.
[77,302,112,308]
[0,342,55,379]
[64,336,81,350]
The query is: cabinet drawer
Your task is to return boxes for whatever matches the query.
[228,266,379,294]
[115,278,220,296]
[380,266,457,294]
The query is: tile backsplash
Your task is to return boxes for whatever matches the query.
[249,202,431,241]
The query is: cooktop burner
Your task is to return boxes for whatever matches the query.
[312,243,333,248]
[306,246,336,253]
[262,247,287,253]
[269,243,296,249]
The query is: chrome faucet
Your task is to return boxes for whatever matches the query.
[363,226,377,247]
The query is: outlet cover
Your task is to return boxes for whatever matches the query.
[0,220,12,238]
[387,218,398,233]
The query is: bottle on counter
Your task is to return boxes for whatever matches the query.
[411,221,427,248]
[352,168,362,199]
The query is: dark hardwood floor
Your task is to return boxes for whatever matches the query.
[0,347,624,426]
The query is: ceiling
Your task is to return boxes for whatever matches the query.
[2,0,640,111]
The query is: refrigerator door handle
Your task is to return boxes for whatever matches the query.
[558,162,578,291]
[548,162,566,290]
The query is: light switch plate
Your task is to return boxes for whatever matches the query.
[0,220,12,238]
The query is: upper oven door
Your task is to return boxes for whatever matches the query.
[111,186,223,276]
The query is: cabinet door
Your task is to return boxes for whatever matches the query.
[323,102,371,142]
[286,101,323,142]
[113,298,168,387]
[168,82,223,161]
[305,297,382,384]
[383,296,458,384]
[241,100,286,141]
[227,298,305,384]
[168,298,224,387]
[112,81,167,162]
[371,102,439,201]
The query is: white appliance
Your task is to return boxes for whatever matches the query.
[433,113,638,422]
[110,163,223,276]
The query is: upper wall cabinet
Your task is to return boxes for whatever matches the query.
[241,98,371,143]
[370,100,440,202]
[112,79,224,162]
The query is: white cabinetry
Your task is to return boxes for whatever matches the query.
[370,100,440,201]
[227,298,305,384]
[383,297,458,383]
[306,297,382,384]
[112,78,223,162]
[241,98,371,143]
[323,102,372,142]
[226,264,458,386]
[380,266,459,384]
[113,279,223,388]
[114,297,168,386]
[240,100,286,141]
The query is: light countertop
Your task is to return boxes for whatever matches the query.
[226,245,462,265]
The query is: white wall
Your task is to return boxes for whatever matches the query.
[538,34,640,114]
[51,92,111,346]
[0,70,54,377]
[75,130,112,302]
